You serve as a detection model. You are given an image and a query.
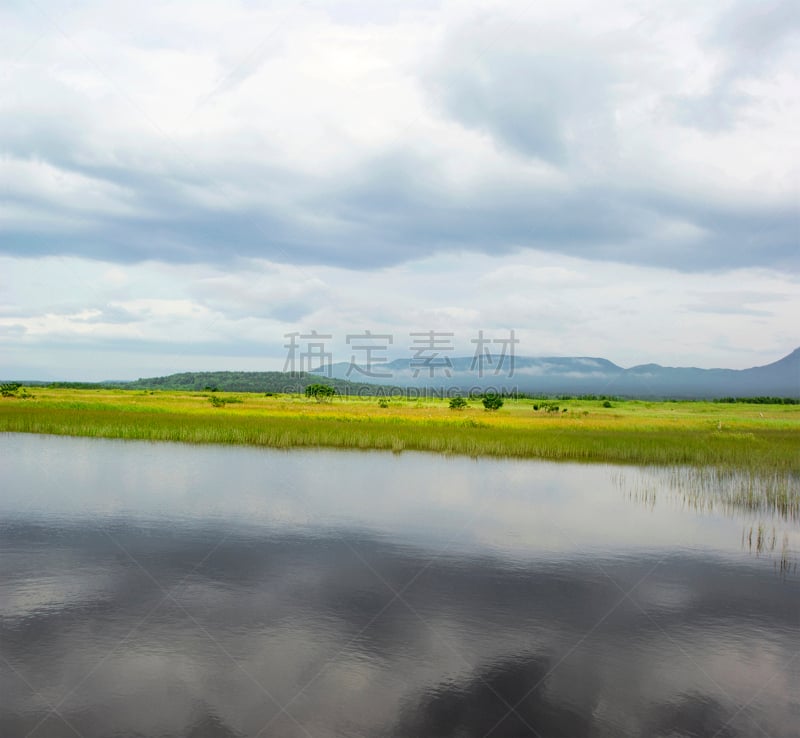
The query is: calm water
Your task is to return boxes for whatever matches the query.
[1,433,798,738]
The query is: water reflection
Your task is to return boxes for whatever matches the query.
[1,434,798,737]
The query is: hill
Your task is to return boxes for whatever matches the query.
[123,370,397,395]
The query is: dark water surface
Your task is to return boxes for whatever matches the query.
[1,433,798,737]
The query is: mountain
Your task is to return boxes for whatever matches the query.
[8,349,798,399]
[311,348,800,399]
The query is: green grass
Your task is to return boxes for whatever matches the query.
[1,388,798,475]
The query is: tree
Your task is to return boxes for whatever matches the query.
[482,393,504,411]
[305,383,336,402]
[1,382,21,397]
[449,396,468,410]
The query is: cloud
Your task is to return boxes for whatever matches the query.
[70,305,139,324]
[671,0,800,130]
[684,289,790,317]
[1,2,798,380]
[426,15,614,164]
[1,250,798,382]
[0,0,795,273]
[713,0,800,66]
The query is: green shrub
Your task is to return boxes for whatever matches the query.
[305,384,336,402]
[535,401,561,413]
[482,394,504,411]
[449,397,468,410]
[208,395,242,407]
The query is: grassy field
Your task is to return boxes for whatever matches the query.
[0,387,798,475]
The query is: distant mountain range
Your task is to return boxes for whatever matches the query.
[312,348,800,399]
[7,348,798,399]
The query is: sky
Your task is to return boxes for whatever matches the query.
[0,0,798,381]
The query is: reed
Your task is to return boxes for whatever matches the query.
[1,388,798,473]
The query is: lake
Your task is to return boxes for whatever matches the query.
[1,433,798,737]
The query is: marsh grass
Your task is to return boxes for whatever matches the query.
[614,464,800,574]
[1,388,798,473]
[615,466,800,520]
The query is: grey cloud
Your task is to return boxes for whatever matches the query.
[188,270,330,323]
[712,0,800,57]
[671,87,752,132]
[0,324,26,337]
[689,305,773,317]
[326,153,800,271]
[2,137,797,273]
[267,301,316,322]
[0,4,796,275]
[630,191,799,271]
[6,335,287,358]
[426,20,612,164]
[684,288,790,317]
[673,0,800,131]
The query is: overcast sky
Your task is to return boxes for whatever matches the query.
[1,0,798,380]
